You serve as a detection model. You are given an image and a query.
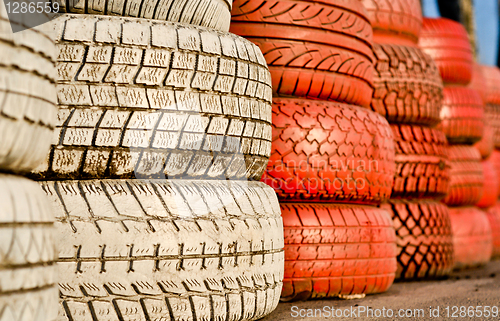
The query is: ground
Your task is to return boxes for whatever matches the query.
[263,260,500,320]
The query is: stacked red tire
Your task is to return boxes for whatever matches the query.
[231,0,399,301]
[361,1,455,280]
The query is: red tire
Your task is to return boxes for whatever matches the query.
[419,18,473,85]
[361,0,422,46]
[469,64,488,104]
[476,159,499,209]
[262,98,395,204]
[449,207,492,270]
[372,43,443,125]
[491,150,500,198]
[485,104,500,148]
[230,0,374,107]
[485,202,500,259]
[281,203,397,301]
[482,65,500,105]
[437,87,484,144]
[383,200,453,279]
[474,121,494,159]
[391,124,450,199]
[443,146,484,207]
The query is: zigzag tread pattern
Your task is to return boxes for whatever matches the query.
[41,179,285,321]
[371,43,443,125]
[383,200,453,280]
[280,203,397,301]
[50,0,232,31]
[443,145,483,206]
[449,207,492,270]
[261,98,395,204]
[390,124,450,198]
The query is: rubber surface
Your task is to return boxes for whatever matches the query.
[438,86,484,144]
[230,0,374,107]
[281,203,397,301]
[361,0,422,45]
[262,98,395,204]
[473,120,494,159]
[476,159,499,209]
[0,5,57,174]
[469,64,488,104]
[482,65,500,105]
[419,18,473,85]
[391,124,450,199]
[449,207,492,270]
[41,179,284,321]
[485,104,500,148]
[0,175,58,321]
[491,150,500,198]
[31,14,273,181]
[486,202,500,259]
[51,0,232,31]
[383,200,453,280]
[371,43,443,125]
[443,145,484,207]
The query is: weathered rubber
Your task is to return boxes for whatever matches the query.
[50,0,233,31]
[383,200,453,279]
[391,124,450,199]
[485,104,500,148]
[371,43,443,125]
[438,86,484,144]
[443,145,484,207]
[0,5,57,174]
[469,63,488,104]
[482,65,500,105]
[0,174,58,321]
[262,98,395,204]
[361,0,422,45]
[486,202,500,259]
[491,150,500,198]
[230,0,374,107]
[41,179,284,321]
[474,120,494,159]
[476,158,499,209]
[419,18,473,85]
[281,203,397,301]
[30,14,273,181]
[449,206,492,270]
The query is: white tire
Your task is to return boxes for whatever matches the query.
[51,0,232,31]
[0,174,58,321]
[40,179,284,321]
[0,4,57,174]
[31,15,272,181]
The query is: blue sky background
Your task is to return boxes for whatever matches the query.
[422,0,499,66]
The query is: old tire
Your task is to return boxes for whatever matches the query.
[486,202,500,259]
[31,15,273,181]
[474,120,494,159]
[469,64,488,104]
[230,0,374,107]
[492,150,500,198]
[361,0,422,45]
[449,207,492,270]
[281,203,397,301]
[476,159,499,209]
[485,104,500,148]
[419,18,473,85]
[443,146,483,207]
[391,124,450,199]
[51,0,232,31]
[438,87,484,144]
[0,175,58,321]
[41,179,284,321]
[0,6,57,174]
[383,200,453,280]
[371,43,443,125]
[261,98,395,205]
[482,65,500,105]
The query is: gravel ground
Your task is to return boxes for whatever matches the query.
[264,260,500,320]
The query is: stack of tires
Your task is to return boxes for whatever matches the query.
[479,65,500,260]
[0,5,58,321]
[362,0,454,280]
[29,3,285,320]
[230,0,399,301]
[419,18,492,270]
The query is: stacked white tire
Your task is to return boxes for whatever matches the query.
[0,3,59,321]
[34,4,283,321]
